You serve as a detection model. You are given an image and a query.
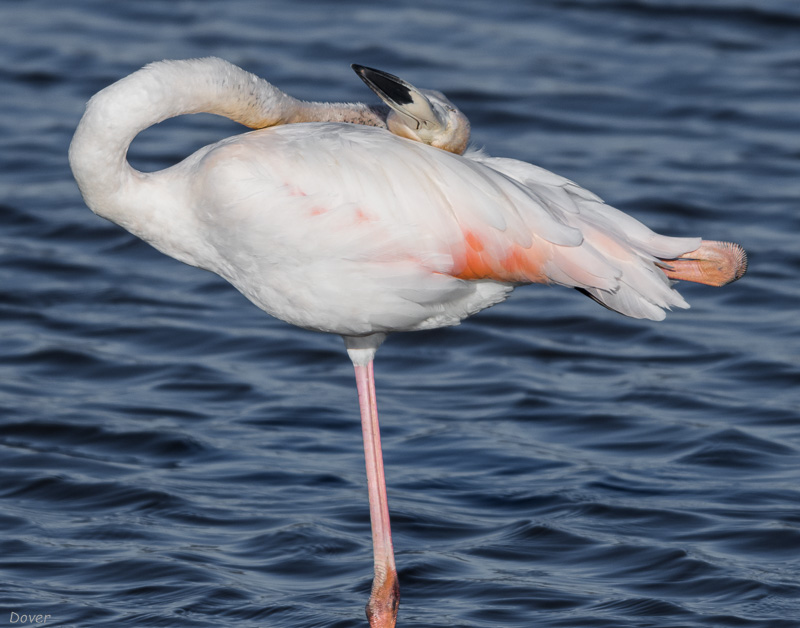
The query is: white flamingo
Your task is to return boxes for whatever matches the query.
[69,58,746,627]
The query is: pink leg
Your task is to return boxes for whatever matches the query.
[354,359,399,628]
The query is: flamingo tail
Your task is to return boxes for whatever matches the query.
[659,240,747,287]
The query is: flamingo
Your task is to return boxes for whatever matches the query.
[69,58,747,628]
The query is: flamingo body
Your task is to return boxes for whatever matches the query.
[83,118,707,336]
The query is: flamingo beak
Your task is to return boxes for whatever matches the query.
[352,64,445,131]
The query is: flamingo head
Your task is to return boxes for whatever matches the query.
[352,64,470,155]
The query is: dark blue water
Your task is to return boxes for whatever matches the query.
[1,1,799,626]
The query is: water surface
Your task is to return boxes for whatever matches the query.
[1,1,799,626]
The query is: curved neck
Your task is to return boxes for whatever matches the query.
[68,58,390,254]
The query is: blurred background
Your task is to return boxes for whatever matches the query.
[1,1,798,626]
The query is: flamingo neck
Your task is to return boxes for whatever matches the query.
[291,100,390,127]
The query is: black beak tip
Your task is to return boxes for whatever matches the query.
[351,64,414,106]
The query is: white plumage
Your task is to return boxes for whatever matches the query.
[179,122,701,330]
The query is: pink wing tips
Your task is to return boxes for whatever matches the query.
[661,240,748,287]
